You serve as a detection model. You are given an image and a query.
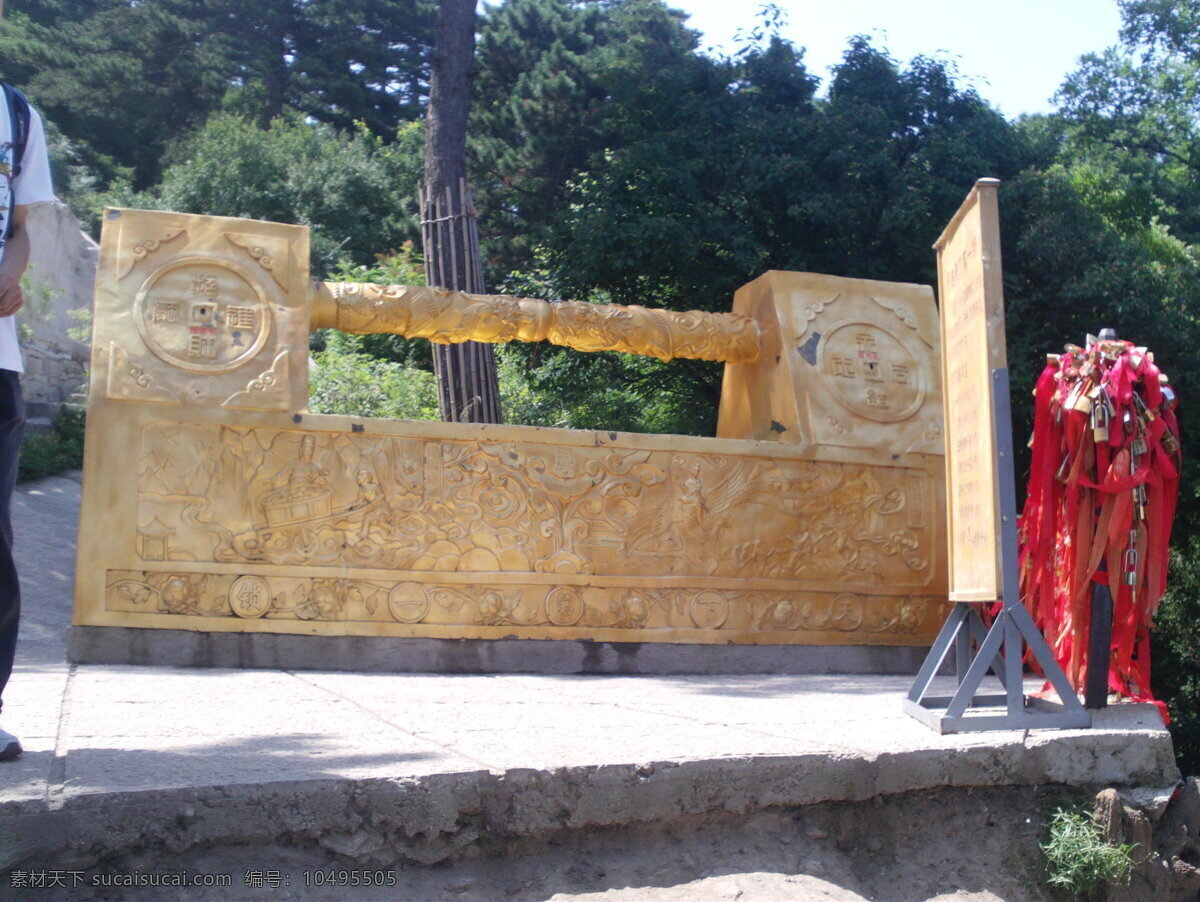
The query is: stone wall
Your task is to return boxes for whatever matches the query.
[20,201,95,417]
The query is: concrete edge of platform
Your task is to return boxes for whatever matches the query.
[66,627,932,675]
[3,722,1179,871]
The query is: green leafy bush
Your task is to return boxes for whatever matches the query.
[18,406,85,484]
[1152,537,1200,774]
[124,114,425,274]
[308,330,439,421]
[1041,806,1135,899]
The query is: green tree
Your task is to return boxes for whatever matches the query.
[134,113,424,273]
[163,0,435,132]
[1,0,229,188]
[0,0,435,189]
[1056,0,1200,241]
[506,35,1025,436]
[471,0,702,272]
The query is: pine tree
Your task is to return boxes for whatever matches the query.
[423,0,501,423]
[0,0,435,188]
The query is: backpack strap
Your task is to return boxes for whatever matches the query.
[1,83,30,242]
[2,83,29,179]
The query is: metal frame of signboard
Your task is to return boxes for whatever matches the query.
[903,371,1090,733]
[904,180,1090,734]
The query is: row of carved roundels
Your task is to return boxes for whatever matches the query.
[224,576,873,632]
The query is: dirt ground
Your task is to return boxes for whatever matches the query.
[23,785,1076,902]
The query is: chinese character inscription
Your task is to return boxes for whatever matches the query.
[135,261,271,374]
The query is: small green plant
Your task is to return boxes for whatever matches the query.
[1041,806,1136,899]
[18,406,86,484]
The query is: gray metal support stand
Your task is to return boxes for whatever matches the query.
[904,369,1091,733]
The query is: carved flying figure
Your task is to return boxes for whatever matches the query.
[627,461,760,566]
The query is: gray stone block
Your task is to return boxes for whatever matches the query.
[67,626,930,675]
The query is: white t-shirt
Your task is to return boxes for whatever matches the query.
[0,96,55,373]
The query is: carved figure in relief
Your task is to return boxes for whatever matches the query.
[258,435,331,524]
[348,465,393,540]
[674,463,707,537]
[627,458,754,565]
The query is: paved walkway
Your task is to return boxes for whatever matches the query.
[0,473,1180,889]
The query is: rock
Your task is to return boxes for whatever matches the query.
[22,202,94,409]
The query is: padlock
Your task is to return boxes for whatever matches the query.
[1100,386,1116,417]
[1092,406,1109,443]
[1122,546,1139,586]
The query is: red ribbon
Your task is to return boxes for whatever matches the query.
[1017,341,1180,723]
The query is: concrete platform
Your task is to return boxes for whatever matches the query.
[1,666,1178,867]
[0,474,1183,899]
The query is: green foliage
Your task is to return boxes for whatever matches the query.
[471,0,706,270]
[1055,0,1200,242]
[161,0,435,133]
[496,344,712,435]
[1152,537,1200,774]
[1,1,231,189]
[18,407,86,484]
[0,0,435,189]
[313,245,435,418]
[129,114,424,274]
[481,29,1025,437]
[1040,807,1136,899]
[308,330,439,421]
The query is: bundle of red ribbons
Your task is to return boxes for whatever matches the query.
[1019,337,1180,714]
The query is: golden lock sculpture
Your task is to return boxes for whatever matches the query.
[74,209,948,652]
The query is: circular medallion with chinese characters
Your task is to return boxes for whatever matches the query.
[229,576,272,619]
[829,594,864,631]
[817,322,924,423]
[544,586,585,626]
[388,582,431,623]
[135,258,272,374]
[689,590,729,629]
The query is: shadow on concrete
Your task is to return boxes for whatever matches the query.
[60,735,445,796]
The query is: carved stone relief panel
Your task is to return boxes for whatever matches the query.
[90,209,309,411]
[104,569,948,640]
[136,423,940,591]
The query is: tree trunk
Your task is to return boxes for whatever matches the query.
[422,0,501,424]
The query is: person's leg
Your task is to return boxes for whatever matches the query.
[0,369,26,759]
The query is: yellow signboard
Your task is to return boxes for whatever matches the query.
[934,179,1008,602]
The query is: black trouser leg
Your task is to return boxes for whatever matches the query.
[0,370,25,715]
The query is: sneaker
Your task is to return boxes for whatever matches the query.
[0,728,21,760]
